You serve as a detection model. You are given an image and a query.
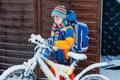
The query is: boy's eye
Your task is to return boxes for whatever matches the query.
[54,16,59,19]
[56,16,59,18]
[54,17,59,20]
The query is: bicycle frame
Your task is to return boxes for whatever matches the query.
[22,43,109,80]
[23,45,76,80]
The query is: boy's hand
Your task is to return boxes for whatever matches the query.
[53,46,58,51]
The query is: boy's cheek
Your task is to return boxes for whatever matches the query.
[55,20,60,25]
[55,20,63,25]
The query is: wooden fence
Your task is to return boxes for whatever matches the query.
[0,0,102,79]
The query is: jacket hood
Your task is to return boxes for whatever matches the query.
[65,10,77,21]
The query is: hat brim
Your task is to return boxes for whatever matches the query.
[51,11,66,19]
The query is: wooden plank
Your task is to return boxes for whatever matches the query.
[2,33,32,37]
[71,0,97,5]
[86,48,97,54]
[71,0,97,2]
[88,25,97,31]
[75,68,98,75]
[71,5,97,11]
[89,39,97,46]
[75,61,98,75]
[3,45,33,52]
[0,21,35,27]
[0,35,33,46]
[0,56,27,65]
[0,35,34,46]
[87,55,99,62]
[0,26,35,31]
[42,18,54,22]
[0,63,13,70]
[0,50,5,56]
[0,49,33,58]
[78,18,97,22]
[0,3,34,7]
[0,27,36,34]
[89,31,98,39]
[0,35,29,42]
[6,49,34,55]
[0,42,33,49]
[77,22,97,28]
[0,41,30,46]
[0,48,33,54]
[77,61,95,69]
[0,7,34,12]
[37,0,41,34]
[0,14,35,20]
[76,13,97,19]
[0,52,33,59]
[97,0,102,64]
[3,11,35,15]
[1,0,33,4]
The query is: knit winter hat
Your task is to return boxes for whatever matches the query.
[51,5,67,19]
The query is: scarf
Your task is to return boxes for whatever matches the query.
[51,21,68,40]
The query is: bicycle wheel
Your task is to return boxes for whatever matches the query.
[1,65,36,80]
[80,74,110,80]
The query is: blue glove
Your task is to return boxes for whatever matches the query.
[42,49,51,58]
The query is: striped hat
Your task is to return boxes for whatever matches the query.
[51,5,67,19]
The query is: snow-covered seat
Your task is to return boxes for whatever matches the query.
[68,52,87,61]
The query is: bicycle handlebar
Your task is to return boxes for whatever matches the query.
[28,34,54,52]
[28,34,44,44]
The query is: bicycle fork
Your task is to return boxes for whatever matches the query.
[18,57,37,80]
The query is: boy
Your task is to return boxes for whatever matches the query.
[50,5,75,80]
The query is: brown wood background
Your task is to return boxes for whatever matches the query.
[0,0,102,79]
[0,0,37,74]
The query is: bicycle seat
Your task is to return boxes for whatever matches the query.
[68,52,87,61]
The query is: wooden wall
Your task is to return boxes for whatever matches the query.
[0,0,37,74]
[0,0,102,79]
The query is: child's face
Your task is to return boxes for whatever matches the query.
[54,16,63,25]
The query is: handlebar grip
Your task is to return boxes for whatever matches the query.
[28,34,44,44]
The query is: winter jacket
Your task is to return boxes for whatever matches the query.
[54,26,75,62]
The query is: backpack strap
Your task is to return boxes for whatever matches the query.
[60,26,76,51]
[61,26,75,38]
[64,26,76,50]
[66,26,73,30]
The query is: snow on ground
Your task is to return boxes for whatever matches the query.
[100,68,120,80]
[100,55,120,80]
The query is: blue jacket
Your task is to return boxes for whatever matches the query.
[51,10,76,63]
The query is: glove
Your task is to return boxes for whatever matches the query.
[46,38,54,47]
[46,38,58,51]
[43,49,51,58]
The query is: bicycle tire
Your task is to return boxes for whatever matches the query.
[80,74,110,80]
[0,65,36,80]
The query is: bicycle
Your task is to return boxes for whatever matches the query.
[0,34,110,80]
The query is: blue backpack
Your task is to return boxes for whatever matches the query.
[65,10,89,52]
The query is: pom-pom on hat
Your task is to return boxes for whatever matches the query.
[51,5,67,19]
